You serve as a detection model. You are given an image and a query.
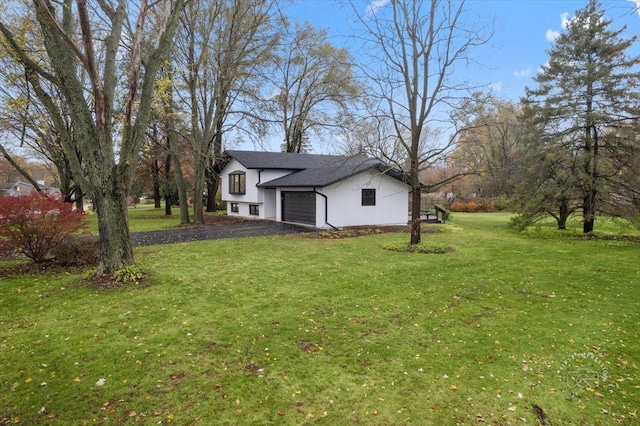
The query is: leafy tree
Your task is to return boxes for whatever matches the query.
[511,125,581,230]
[0,71,83,206]
[0,8,88,208]
[521,0,640,233]
[175,0,277,223]
[358,0,492,245]
[450,95,525,198]
[611,121,640,226]
[0,193,88,263]
[266,22,361,153]
[134,69,183,216]
[0,0,188,276]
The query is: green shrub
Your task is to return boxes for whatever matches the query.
[114,264,146,283]
[492,195,511,211]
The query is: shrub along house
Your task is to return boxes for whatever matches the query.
[218,150,410,229]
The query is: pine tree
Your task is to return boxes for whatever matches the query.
[521,0,640,233]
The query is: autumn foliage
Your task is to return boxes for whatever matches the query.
[0,194,88,263]
[448,198,496,213]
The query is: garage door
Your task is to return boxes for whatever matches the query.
[282,191,316,225]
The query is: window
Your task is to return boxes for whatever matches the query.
[229,171,246,194]
[230,203,239,213]
[362,189,376,206]
[249,204,259,216]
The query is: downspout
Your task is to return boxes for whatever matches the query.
[314,187,338,230]
[256,169,264,217]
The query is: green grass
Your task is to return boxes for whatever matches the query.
[83,204,183,233]
[1,213,639,425]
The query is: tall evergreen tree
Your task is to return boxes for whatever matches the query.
[521,0,640,233]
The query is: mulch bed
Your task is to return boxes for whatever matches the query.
[291,224,441,239]
[202,215,248,226]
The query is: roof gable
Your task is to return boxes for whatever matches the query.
[224,150,348,170]
[221,150,409,188]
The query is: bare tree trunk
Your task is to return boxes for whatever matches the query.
[206,119,224,212]
[205,165,218,212]
[410,162,422,245]
[152,158,161,208]
[169,128,190,224]
[174,159,190,224]
[583,190,596,233]
[410,186,422,244]
[164,151,172,216]
[192,158,205,224]
[551,197,570,230]
[583,124,598,234]
[92,182,133,276]
[74,186,83,211]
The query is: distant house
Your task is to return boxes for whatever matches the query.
[0,181,60,198]
[218,150,410,229]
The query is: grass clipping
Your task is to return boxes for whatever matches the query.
[382,241,453,254]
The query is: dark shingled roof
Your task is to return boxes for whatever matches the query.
[222,150,409,188]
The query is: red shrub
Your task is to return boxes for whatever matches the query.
[448,198,496,213]
[0,194,89,263]
[449,199,471,212]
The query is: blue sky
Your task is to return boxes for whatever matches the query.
[286,0,640,102]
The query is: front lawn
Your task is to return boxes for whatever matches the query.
[1,213,638,425]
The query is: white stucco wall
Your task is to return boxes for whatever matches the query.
[221,159,409,227]
[221,160,295,219]
[263,189,277,219]
[319,171,409,228]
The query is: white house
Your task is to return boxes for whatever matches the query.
[218,150,410,229]
[0,181,61,197]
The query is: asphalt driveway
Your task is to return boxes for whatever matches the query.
[130,220,313,247]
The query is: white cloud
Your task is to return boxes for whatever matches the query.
[514,68,531,78]
[365,0,390,17]
[546,12,573,42]
[489,82,503,93]
[545,29,560,42]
